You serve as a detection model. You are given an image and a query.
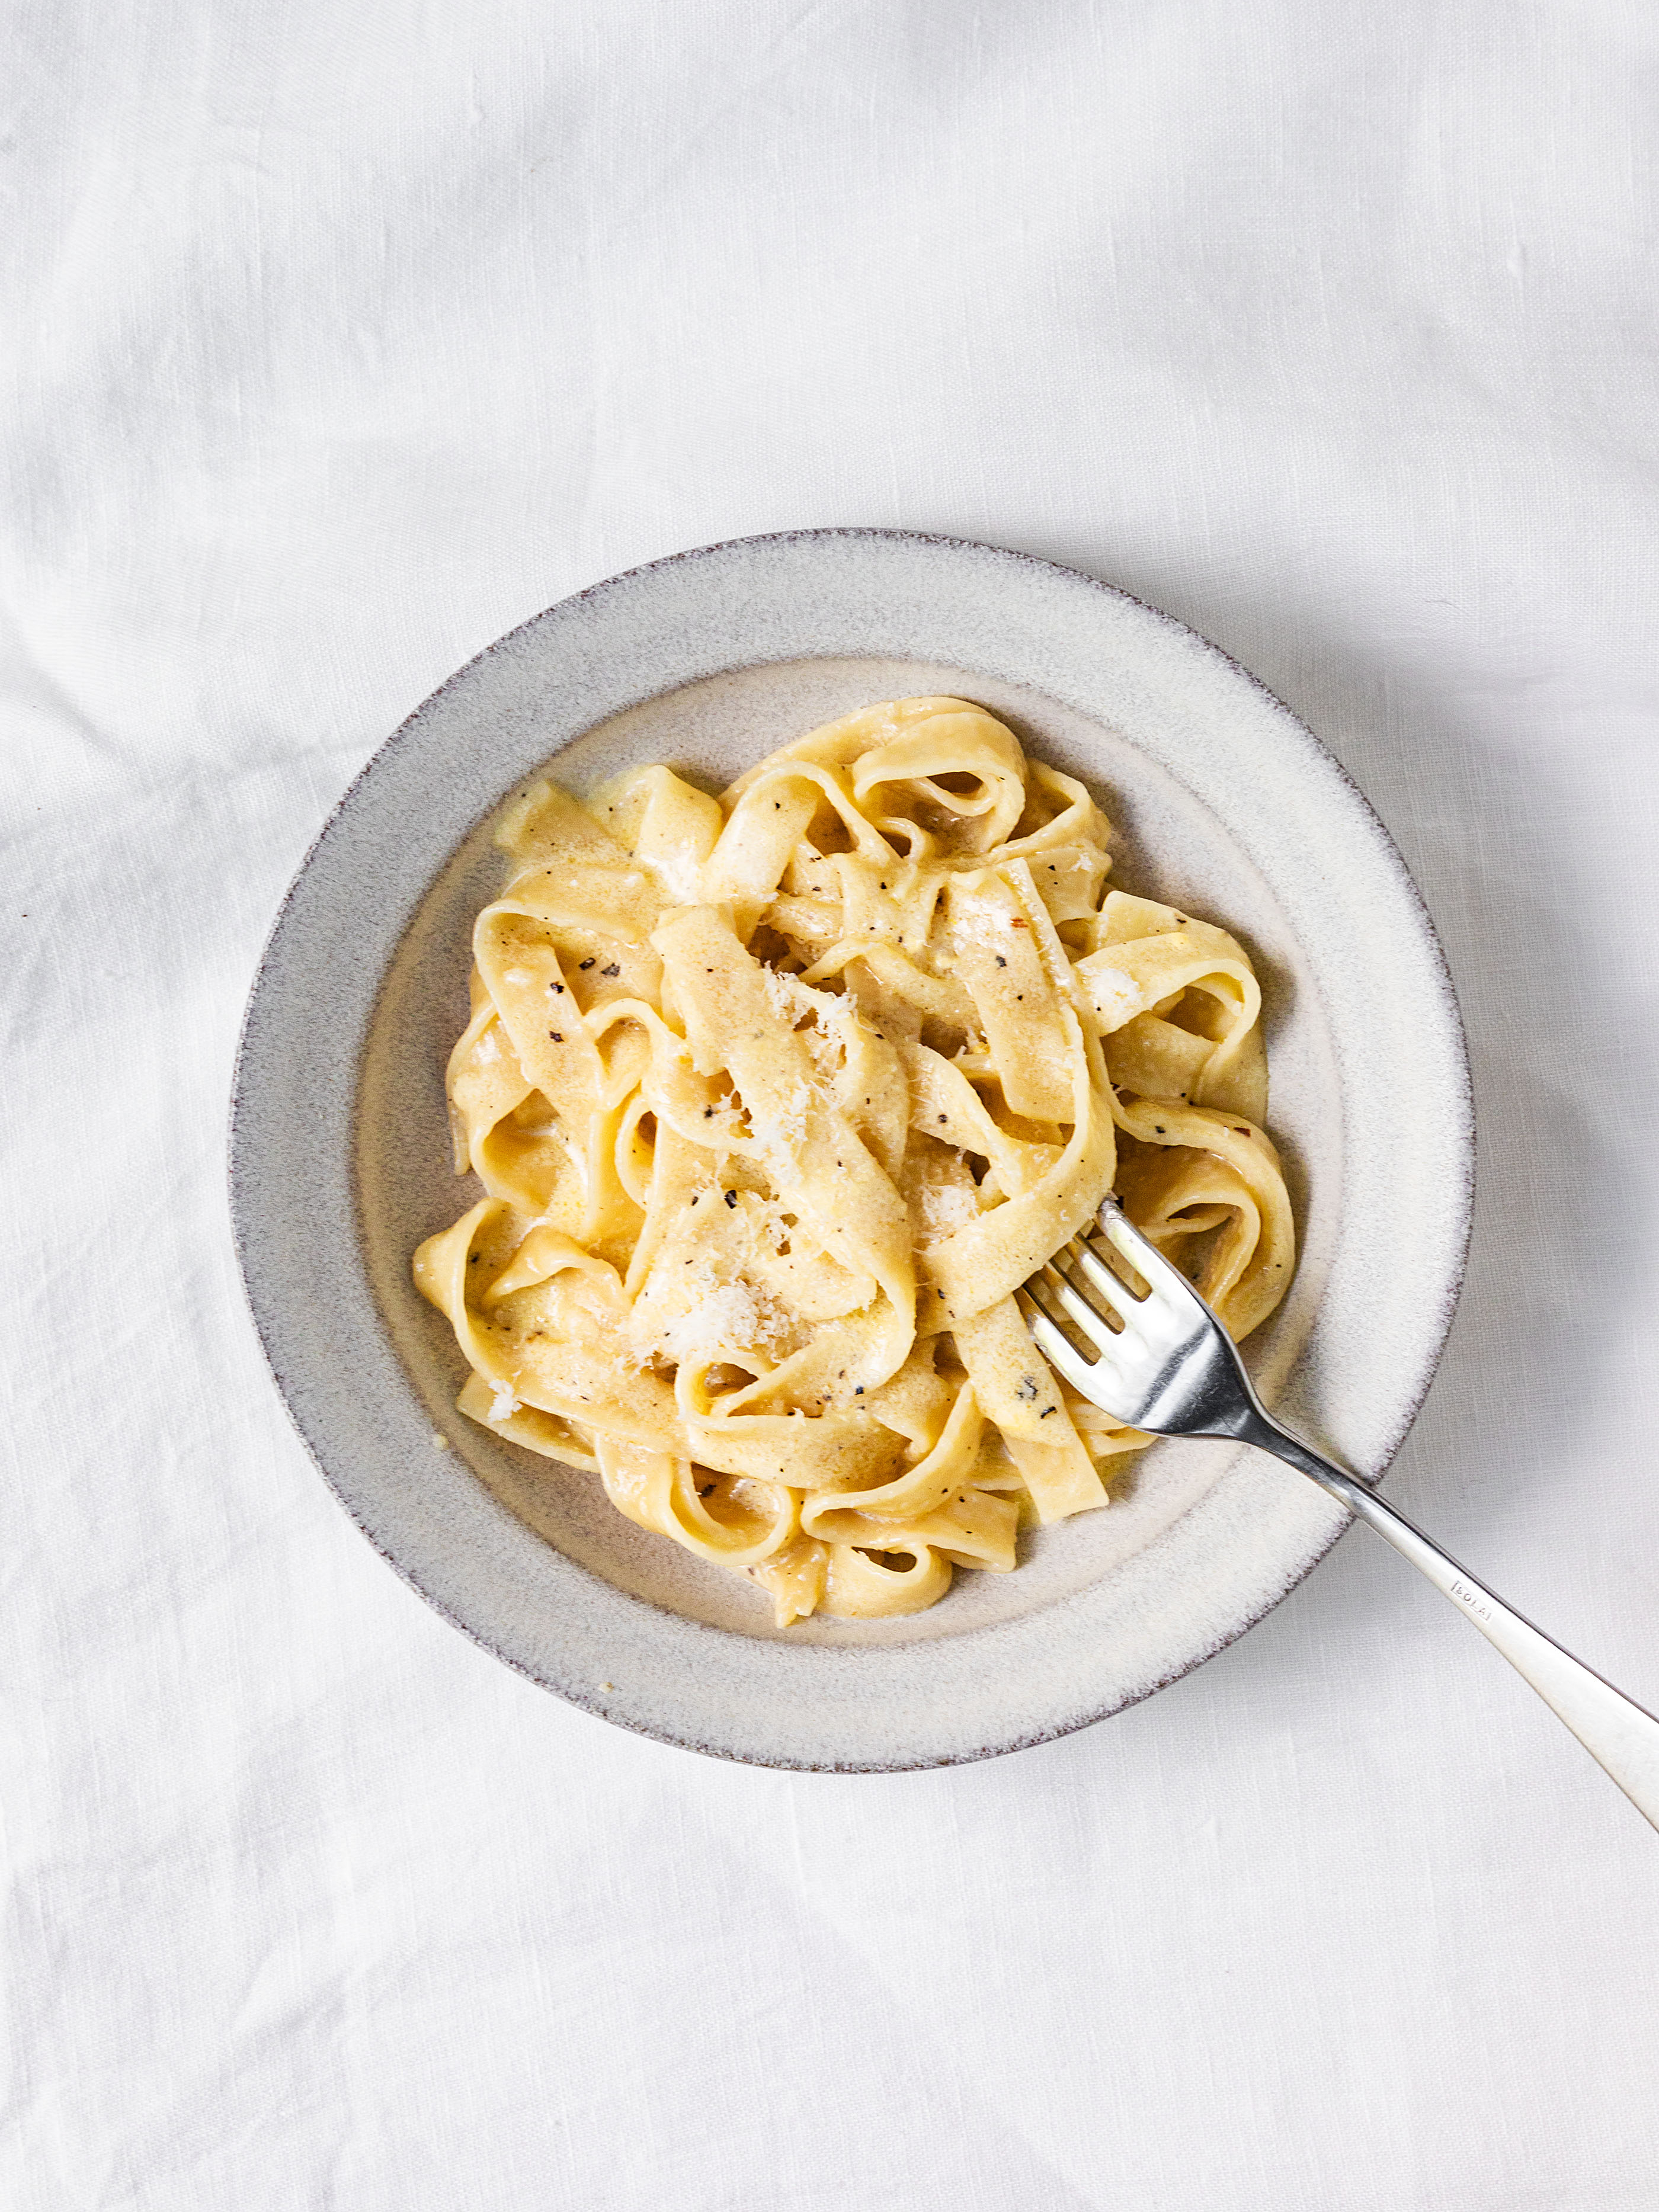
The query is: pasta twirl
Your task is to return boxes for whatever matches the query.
[414,697,1296,1623]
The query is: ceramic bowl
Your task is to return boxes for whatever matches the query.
[230,530,1472,1768]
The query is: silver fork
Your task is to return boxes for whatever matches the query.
[1021,1199,1659,1832]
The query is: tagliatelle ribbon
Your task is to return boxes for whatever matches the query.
[415,698,1296,1624]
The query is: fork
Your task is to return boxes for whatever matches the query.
[1021,1199,1659,1832]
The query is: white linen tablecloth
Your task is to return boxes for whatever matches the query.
[6,4,1658,2205]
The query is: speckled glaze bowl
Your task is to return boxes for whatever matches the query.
[230,530,1472,1769]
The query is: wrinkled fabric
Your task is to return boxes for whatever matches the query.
[5,4,1659,2207]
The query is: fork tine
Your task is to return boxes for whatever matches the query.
[1037,1261,1121,1349]
[1021,1271,1087,1347]
[1021,1275,1113,1373]
[1096,1202,1201,1308]
[1059,1235,1138,1323]
[1021,1301,1107,1396]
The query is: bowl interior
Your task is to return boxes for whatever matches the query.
[357,655,1339,1647]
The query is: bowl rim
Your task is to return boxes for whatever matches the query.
[229,527,1475,1769]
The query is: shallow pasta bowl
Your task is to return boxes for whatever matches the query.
[229,529,1472,1769]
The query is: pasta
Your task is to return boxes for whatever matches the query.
[414,697,1295,1623]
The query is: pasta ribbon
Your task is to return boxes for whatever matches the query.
[415,699,1295,1621]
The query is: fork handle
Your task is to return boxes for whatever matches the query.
[1248,1415,1659,1834]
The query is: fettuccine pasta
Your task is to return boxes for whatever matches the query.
[414,697,1295,1623]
